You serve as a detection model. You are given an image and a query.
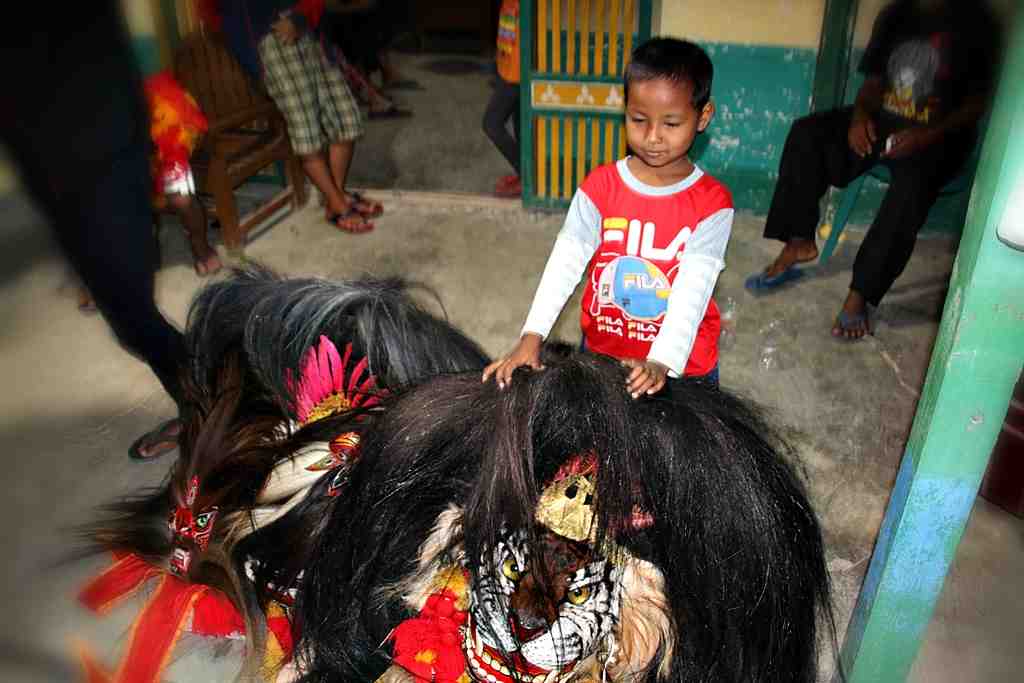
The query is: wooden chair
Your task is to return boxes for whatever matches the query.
[172,34,307,255]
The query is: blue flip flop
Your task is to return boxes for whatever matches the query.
[832,310,872,340]
[744,267,805,294]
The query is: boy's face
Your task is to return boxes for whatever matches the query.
[625,78,713,172]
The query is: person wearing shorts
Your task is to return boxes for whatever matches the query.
[219,0,383,233]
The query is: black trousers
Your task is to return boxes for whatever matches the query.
[482,77,522,174]
[764,106,973,306]
[2,4,186,405]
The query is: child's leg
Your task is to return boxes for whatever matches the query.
[328,141,355,204]
[168,193,221,276]
[313,39,382,220]
[482,77,522,175]
[260,34,371,232]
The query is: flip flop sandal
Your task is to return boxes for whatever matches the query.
[368,105,413,119]
[348,192,384,219]
[744,267,806,294]
[327,207,374,234]
[128,418,182,461]
[832,310,872,340]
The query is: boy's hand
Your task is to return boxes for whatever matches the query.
[482,333,544,389]
[623,358,669,399]
[272,15,299,44]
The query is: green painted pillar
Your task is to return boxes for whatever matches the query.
[519,0,535,207]
[811,0,859,113]
[838,8,1024,682]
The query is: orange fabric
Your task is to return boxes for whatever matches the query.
[79,553,247,683]
[111,575,209,683]
[79,553,160,615]
[76,641,112,683]
[263,601,295,673]
[191,590,246,638]
[496,0,521,84]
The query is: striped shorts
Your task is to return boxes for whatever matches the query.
[259,33,363,155]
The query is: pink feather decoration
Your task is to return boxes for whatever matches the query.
[290,336,380,426]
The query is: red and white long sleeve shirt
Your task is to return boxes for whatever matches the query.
[523,159,733,377]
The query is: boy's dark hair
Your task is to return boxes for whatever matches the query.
[624,37,713,110]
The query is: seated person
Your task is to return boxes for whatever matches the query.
[745,0,1001,339]
[214,0,384,233]
[147,72,222,277]
[74,72,220,313]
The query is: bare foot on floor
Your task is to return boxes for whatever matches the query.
[187,230,223,276]
[832,290,872,340]
[766,238,819,278]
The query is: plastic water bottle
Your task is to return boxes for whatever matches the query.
[719,296,737,351]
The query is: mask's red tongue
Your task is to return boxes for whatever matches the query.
[512,619,545,642]
[504,617,555,676]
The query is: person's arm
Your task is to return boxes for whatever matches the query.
[883,93,989,159]
[521,191,601,338]
[848,76,885,158]
[482,190,601,386]
[640,207,733,386]
[884,6,1000,162]
[848,3,901,157]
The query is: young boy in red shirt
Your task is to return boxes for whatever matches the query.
[484,38,732,397]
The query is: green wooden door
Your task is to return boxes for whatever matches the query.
[519,0,653,209]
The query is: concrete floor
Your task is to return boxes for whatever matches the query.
[1,184,1023,681]
[347,53,518,195]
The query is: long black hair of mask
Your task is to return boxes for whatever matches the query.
[81,267,490,617]
[185,266,490,420]
[293,348,833,683]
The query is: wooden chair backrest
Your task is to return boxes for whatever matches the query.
[173,34,268,125]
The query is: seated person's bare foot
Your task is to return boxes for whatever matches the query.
[170,193,222,276]
[832,290,872,340]
[187,228,223,276]
[765,238,819,278]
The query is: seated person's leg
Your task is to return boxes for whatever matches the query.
[312,40,385,225]
[167,193,221,276]
[834,167,935,340]
[754,107,877,284]
[839,138,970,339]
[259,34,371,233]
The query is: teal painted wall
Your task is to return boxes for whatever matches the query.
[132,35,163,76]
[690,42,817,212]
[688,42,969,235]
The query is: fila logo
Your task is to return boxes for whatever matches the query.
[602,217,692,261]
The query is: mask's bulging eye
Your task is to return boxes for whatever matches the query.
[566,584,592,605]
[502,556,524,582]
[195,512,213,529]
